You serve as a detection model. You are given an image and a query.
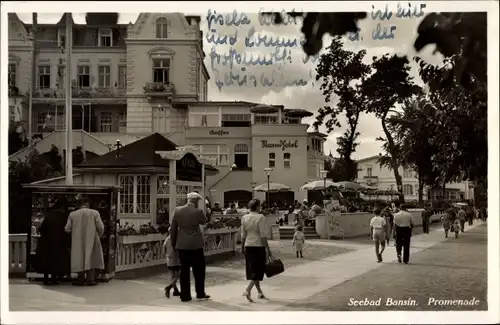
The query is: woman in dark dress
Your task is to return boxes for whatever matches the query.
[37,198,71,285]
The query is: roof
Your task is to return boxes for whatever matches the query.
[23,184,121,192]
[356,155,381,164]
[172,101,284,109]
[78,133,177,168]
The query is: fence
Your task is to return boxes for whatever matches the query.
[9,228,239,275]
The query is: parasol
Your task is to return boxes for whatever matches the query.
[300,180,340,191]
[284,108,314,118]
[253,182,291,192]
[250,104,279,114]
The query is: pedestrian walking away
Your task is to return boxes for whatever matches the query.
[241,198,273,302]
[163,227,180,298]
[37,198,71,285]
[452,219,461,239]
[458,207,466,232]
[170,192,210,302]
[370,207,386,263]
[392,202,413,264]
[421,205,430,234]
[292,225,305,259]
[64,195,105,286]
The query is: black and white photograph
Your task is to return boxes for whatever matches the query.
[2,1,498,324]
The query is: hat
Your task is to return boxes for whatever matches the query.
[302,199,308,202]
[187,192,202,200]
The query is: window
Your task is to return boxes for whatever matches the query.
[58,29,66,48]
[56,65,65,89]
[77,65,90,88]
[157,175,170,195]
[283,152,291,168]
[403,168,413,178]
[100,111,112,132]
[118,175,151,214]
[254,114,278,124]
[221,114,251,127]
[98,29,112,47]
[198,144,228,166]
[118,65,126,88]
[98,65,111,88]
[118,112,127,133]
[234,143,249,168]
[268,153,275,168]
[36,112,48,132]
[189,107,219,127]
[153,59,170,84]
[156,17,168,38]
[403,184,413,196]
[367,167,373,177]
[38,66,51,89]
[8,63,16,87]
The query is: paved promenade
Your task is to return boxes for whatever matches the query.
[9,221,487,311]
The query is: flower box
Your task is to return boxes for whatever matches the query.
[118,233,166,245]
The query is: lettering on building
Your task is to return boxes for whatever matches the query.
[261,140,298,151]
[209,129,229,136]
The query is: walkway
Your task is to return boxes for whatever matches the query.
[9,221,487,311]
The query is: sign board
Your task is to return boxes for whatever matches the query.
[261,140,299,151]
[176,153,202,182]
[209,129,229,136]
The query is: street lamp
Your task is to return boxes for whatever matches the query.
[264,167,273,204]
[320,170,328,189]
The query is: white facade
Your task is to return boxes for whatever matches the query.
[8,13,330,208]
[355,155,474,201]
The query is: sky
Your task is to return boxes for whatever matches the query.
[16,8,444,160]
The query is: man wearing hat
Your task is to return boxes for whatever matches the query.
[170,192,210,302]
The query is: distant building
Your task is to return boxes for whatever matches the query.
[355,155,474,201]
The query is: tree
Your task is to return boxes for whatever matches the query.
[73,146,85,166]
[324,157,359,182]
[362,54,421,201]
[47,145,63,172]
[8,121,28,156]
[261,12,486,89]
[386,96,441,203]
[314,36,371,181]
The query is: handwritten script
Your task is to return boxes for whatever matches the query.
[348,3,426,42]
[205,9,318,91]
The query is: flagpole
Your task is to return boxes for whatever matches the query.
[65,13,73,184]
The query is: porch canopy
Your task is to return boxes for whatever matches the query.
[77,133,218,222]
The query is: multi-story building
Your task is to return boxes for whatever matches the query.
[8,12,329,206]
[355,155,474,201]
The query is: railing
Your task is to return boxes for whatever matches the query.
[33,87,126,99]
[9,234,27,274]
[9,228,239,275]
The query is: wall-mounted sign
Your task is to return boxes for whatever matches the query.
[261,140,299,151]
[209,129,229,136]
[176,153,202,182]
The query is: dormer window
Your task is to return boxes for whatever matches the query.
[58,29,66,48]
[98,29,112,47]
[156,17,168,38]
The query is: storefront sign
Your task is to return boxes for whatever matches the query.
[176,153,202,182]
[209,129,229,136]
[261,140,299,151]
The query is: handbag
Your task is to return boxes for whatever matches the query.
[264,256,285,278]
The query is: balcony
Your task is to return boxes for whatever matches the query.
[143,82,176,101]
[32,87,126,104]
[363,175,379,186]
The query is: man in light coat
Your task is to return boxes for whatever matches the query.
[65,195,105,286]
[170,192,210,302]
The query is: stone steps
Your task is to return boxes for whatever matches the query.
[279,226,320,240]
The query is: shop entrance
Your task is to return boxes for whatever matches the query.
[224,190,252,208]
[268,190,294,209]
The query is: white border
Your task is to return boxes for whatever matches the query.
[1,1,499,324]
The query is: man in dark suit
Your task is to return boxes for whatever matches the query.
[170,192,210,302]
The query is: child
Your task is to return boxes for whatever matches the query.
[292,225,305,258]
[453,219,461,238]
[370,208,386,263]
[441,215,451,238]
[163,227,180,298]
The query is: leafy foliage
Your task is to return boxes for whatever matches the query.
[8,122,28,156]
[362,54,421,201]
[261,12,485,89]
[314,36,370,181]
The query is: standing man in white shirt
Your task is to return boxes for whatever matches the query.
[392,202,414,264]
